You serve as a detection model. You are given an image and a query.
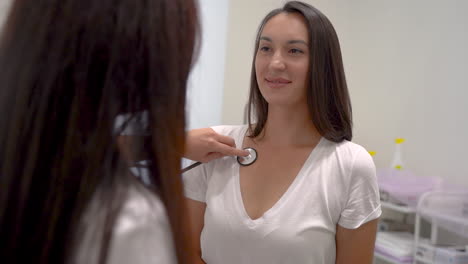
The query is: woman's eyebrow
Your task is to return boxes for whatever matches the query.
[260,36,308,46]
[288,39,308,46]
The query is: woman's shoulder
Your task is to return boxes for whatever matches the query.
[73,186,177,264]
[108,187,177,264]
[320,139,374,173]
[323,139,370,159]
[116,187,169,231]
[319,139,377,197]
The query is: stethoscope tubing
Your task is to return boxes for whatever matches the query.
[181,161,202,173]
[181,147,257,173]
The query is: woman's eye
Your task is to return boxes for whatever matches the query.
[290,48,303,54]
[259,46,271,52]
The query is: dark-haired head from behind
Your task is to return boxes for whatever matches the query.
[0,0,199,263]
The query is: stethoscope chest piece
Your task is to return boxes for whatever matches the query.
[237,147,257,166]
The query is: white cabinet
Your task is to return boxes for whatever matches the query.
[413,191,468,264]
[374,201,416,264]
[374,191,468,264]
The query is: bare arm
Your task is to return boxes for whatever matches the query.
[186,198,207,264]
[335,219,379,264]
[185,128,248,162]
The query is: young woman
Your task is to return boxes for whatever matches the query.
[183,1,381,264]
[0,0,198,263]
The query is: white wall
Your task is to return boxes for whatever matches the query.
[222,0,468,186]
[0,0,10,29]
[343,0,468,187]
[186,0,230,129]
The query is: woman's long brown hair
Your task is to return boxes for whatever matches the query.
[0,0,198,263]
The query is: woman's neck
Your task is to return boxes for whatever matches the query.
[256,103,321,147]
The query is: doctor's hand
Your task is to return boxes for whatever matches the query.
[185,128,249,163]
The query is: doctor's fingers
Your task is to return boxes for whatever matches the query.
[211,139,249,157]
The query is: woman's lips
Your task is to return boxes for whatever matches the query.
[265,77,292,88]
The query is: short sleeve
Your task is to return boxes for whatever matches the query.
[182,162,212,203]
[338,148,382,229]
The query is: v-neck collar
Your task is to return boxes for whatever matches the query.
[233,125,325,227]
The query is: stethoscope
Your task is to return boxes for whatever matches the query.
[181,147,258,173]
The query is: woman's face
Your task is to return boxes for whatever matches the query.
[255,12,310,107]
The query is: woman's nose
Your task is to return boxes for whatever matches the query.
[268,52,286,71]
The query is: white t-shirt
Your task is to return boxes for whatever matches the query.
[73,187,176,264]
[183,125,381,264]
